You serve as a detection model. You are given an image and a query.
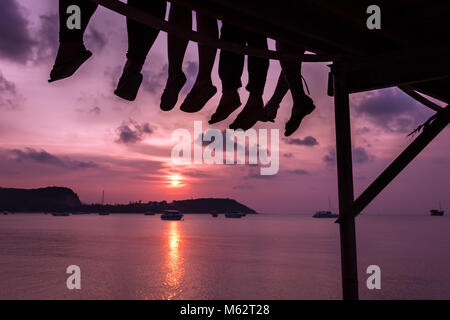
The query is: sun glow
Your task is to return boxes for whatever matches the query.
[168,174,183,187]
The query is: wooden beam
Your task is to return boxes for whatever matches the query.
[91,0,337,62]
[411,79,450,104]
[327,48,450,95]
[399,86,444,112]
[333,67,359,300]
[352,105,450,218]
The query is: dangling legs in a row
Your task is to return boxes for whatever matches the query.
[209,23,269,129]
[50,2,315,135]
[161,5,219,112]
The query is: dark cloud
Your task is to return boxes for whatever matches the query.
[0,73,16,94]
[244,165,276,179]
[356,126,371,135]
[323,149,336,165]
[8,148,98,170]
[287,169,309,175]
[0,72,23,110]
[323,146,374,165]
[10,148,63,166]
[353,147,372,164]
[0,0,36,63]
[142,60,198,95]
[142,64,168,94]
[115,119,153,144]
[352,88,432,133]
[181,170,214,179]
[284,136,319,146]
[181,60,198,93]
[84,26,107,51]
[35,14,58,61]
[232,184,254,190]
[89,106,101,115]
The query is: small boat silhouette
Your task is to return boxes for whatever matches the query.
[161,210,183,221]
[225,212,244,218]
[51,212,70,216]
[430,201,444,216]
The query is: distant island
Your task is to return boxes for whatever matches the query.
[0,187,257,214]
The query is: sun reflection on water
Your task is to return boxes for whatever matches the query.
[163,221,184,299]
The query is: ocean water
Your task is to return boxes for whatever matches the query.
[0,213,449,300]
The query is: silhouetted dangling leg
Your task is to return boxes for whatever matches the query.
[261,72,289,122]
[160,4,192,111]
[277,41,316,136]
[209,23,245,124]
[229,33,269,130]
[114,0,167,101]
[180,13,218,113]
[49,0,98,82]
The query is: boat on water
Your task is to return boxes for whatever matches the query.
[99,212,110,216]
[161,210,183,221]
[430,201,444,216]
[313,197,338,218]
[312,211,339,218]
[144,212,156,216]
[430,209,444,216]
[211,213,219,217]
[51,212,70,216]
[225,212,244,218]
[2,211,9,215]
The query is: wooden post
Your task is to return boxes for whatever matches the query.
[333,66,359,300]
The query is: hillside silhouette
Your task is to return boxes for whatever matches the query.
[0,186,257,214]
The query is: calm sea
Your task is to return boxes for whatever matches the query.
[1,214,449,300]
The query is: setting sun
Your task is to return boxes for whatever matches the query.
[168,174,184,187]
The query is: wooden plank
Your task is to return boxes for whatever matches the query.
[399,86,444,112]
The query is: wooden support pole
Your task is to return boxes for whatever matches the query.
[352,105,450,218]
[333,67,359,300]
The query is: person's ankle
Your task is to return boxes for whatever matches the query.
[168,70,186,82]
[248,92,263,100]
[222,89,238,96]
[125,58,145,73]
[194,78,213,88]
[60,41,85,51]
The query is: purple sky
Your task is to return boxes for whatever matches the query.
[0,0,449,214]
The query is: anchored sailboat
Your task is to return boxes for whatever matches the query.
[430,201,444,216]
